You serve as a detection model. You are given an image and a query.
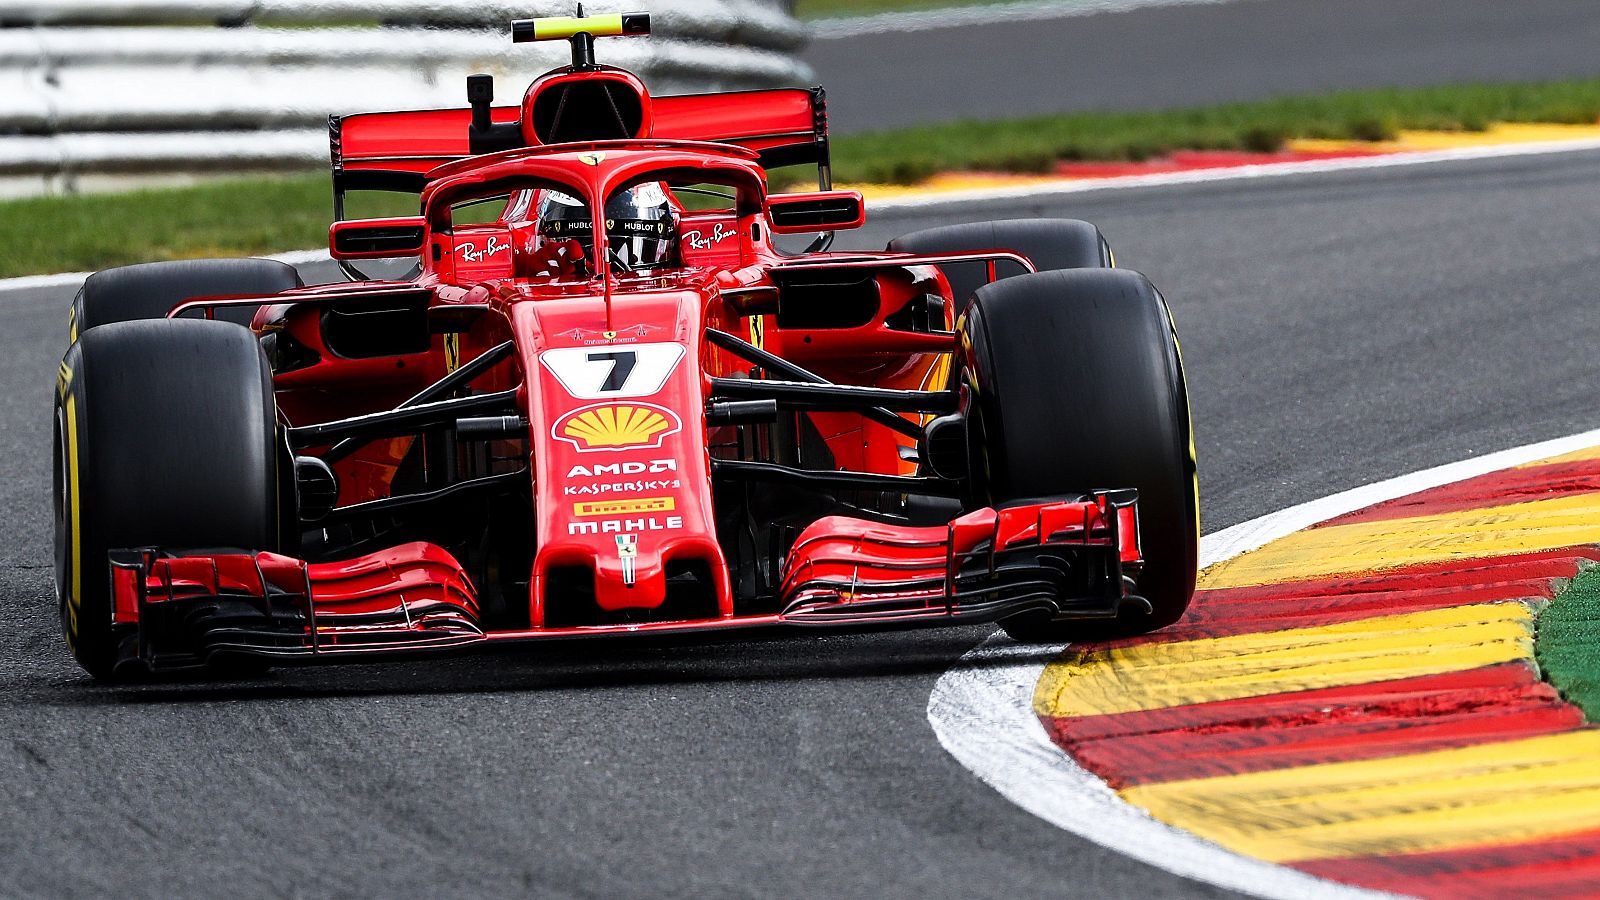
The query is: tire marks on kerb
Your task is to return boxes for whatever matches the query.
[1056,660,1585,788]
[1061,445,1600,891]
[927,641,1394,900]
[928,427,1600,899]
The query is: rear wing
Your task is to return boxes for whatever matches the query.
[329,86,831,220]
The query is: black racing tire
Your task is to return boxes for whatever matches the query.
[954,268,1199,642]
[54,319,283,680]
[69,258,302,342]
[887,218,1111,316]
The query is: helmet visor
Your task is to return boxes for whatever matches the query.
[536,190,594,243]
[536,185,678,273]
[604,183,676,271]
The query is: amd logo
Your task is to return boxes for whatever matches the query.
[567,459,677,478]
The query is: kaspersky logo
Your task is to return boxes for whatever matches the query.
[552,402,681,452]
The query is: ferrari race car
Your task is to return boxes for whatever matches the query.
[52,12,1198,680]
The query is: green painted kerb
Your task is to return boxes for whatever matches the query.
[1537,563,1600,720]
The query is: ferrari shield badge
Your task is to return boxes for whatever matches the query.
[616,535,639,586]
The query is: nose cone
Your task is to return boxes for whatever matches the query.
[518,288,733,628]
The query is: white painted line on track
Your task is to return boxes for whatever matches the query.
[1198,426,1600,568]
[811,0,1247,39]
[0,270,92,293]
[928,426,1600,899]
[268,249,333,267]
[0,248,333,298]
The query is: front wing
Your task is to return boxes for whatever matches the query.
[105,494,1142,673]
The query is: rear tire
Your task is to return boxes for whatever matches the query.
[954,269,1198,642]
[69,258,302,342]
[54,319,283,680]
[887,218,1111,316]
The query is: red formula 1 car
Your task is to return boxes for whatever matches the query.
[52,12,1198,680]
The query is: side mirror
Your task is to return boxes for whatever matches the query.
[329,216,427,259]
[766,190,865,234]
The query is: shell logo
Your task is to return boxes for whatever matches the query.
[553,402,681,452]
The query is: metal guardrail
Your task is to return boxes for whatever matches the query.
[0,1,811,194]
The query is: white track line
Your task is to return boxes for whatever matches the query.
[928,426,1600,900]
[810,0,1248,39]
[6,138,1600,297]
[0,270,92,292]
[269,248,333,267]
[0,248,333,297]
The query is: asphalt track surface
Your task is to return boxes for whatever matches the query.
[3,149,1600,898]
[807,0,1600,133]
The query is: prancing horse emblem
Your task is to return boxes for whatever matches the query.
[579,151,606,166]
[616,534,638,586]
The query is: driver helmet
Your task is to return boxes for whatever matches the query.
[536,182,678,272]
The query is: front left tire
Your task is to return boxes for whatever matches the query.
[953,268,1199,642]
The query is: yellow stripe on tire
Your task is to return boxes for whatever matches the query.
[63,393,82,652]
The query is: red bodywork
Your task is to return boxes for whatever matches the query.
[108,60,1144,669]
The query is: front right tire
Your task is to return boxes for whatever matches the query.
[55,319,283,679]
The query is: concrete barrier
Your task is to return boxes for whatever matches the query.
[0,0,811,195]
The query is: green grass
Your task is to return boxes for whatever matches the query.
[1537,564,1600,720]
[6,78,1600,278]
[0,175,413,278]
